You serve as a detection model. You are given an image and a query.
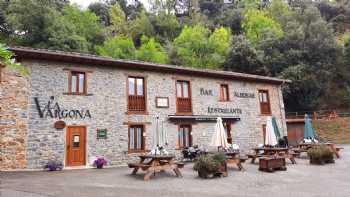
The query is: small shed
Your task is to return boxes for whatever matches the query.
[286,119,305,146]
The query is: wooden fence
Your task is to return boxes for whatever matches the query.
[286,110,350,120]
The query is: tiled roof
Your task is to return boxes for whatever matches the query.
[10,47,290,84]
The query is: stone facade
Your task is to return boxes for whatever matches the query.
[0,67,29,170]
[1,58,287,170]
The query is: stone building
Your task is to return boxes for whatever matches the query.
[1,47,289,170]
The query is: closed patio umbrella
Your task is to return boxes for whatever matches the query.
[304,114,316,140]
[265,116,278,146]
[210,117,229,150]
[151,116,168,155]
[271,116,281,140]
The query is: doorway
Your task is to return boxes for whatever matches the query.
[66,126,86,166]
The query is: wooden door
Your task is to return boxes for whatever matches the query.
[66,126,86,166]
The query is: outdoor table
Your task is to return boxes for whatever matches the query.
[128,154,182,181]
[297,143,342,158]
[252,147,296,164]
[225,152,246,171]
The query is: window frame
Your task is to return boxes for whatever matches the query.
[258,89,271,115]
[127,76,147,114]
[219,84,230,102]
[68,70,87,95]
[175,80,192,115]
[128,124,146,153]
[177,124,192,149]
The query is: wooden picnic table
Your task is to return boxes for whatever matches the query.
[296,143,343,158]
[250,147,297,164]
[225,152,247,171]
[128,154,182,181]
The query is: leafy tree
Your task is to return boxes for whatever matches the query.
[242,9,284,44]
[96,35,136,59]
[0,43,28,74]
[225,35,263,74]
[150,12,182,43]
[5,0,62,46]
[173,25,230,68]
[136,35,169,64]
[128,11,154,46]
[88,2,111,26]
[108,3,127,36]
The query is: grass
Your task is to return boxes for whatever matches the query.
[314,117,350,144]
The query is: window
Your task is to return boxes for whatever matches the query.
[128,125,145,152]
[69,71,86,95]
[258,90,271,115]
[177,125,192,149]
[224,122,232,144]
[262,124,266,144]
[220,84,230,101]
[176,80,192,114]
[128,77,146,112]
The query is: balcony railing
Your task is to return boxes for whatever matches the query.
[176,98,192,114]
[128,95,146,112]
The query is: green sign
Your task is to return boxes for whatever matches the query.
[97,129,107,139]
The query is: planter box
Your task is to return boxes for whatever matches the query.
[310,158,335,165]
[259,157,287,172]
[197,162,227,178]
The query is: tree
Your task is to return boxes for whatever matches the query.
[88,2,111,26]
[242,9,284,44]
[225,35,263,74]
[5,0,62,46]
[173,25,230,68]
[150,12,182,43]
[128,11,155,46]
[136,36,169,64]
[96,35,136,59]
[0,43,27,74]
[108,3,127,36]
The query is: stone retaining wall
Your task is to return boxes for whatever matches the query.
[0,67,30,170]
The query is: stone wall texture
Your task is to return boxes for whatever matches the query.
[0,67,30,170]
[1,59,287,170]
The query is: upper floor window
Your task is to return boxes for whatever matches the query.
[258,90,271,115]
[176,80,192,114]
[128,77,146,112]
[129,125,145,152]
[69,71,86,95]
[220,84,230,101]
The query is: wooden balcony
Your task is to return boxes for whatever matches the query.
[176,98,192,114]
[128,95,146,112]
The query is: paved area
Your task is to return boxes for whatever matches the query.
[1,146,350,197]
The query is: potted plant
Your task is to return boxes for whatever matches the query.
[193,152,227,178]
[93,156,108,169]
[44,160,63,171]
[308,145,334,165]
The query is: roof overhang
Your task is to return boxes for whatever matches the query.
[9,47,291,85]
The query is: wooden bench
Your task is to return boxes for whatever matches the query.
[128,163,151,174]
[247,153,262,164]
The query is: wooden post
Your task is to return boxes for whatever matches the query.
[313,112,317,120]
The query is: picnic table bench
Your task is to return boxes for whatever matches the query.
[128,154,182,181]
[225,152,247,171]
[249,147,297,164]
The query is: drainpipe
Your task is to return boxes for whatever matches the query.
[277,82,287,136]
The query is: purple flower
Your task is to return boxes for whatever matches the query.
[93,156,107,168]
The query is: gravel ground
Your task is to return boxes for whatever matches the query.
[1,145,350,197]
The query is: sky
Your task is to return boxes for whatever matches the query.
[70,0,149,9]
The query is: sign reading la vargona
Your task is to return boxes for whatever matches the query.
[34,96,91,119]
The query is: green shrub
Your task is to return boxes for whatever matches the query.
[193,155,218,175]
[307,145,334,163]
